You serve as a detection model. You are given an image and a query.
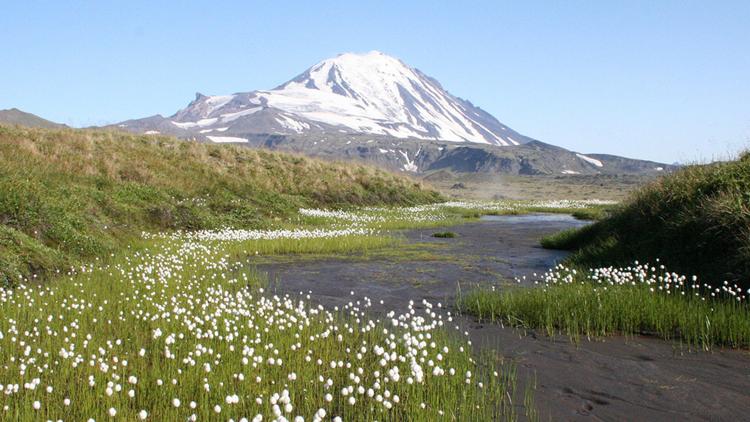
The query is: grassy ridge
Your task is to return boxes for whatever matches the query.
[462,156,750,349]
[0,125,441,283]
[542,154,750,288]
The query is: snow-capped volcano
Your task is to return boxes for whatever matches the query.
[129,51,534,146]
[259,51,525,145]
[111,51,672,176]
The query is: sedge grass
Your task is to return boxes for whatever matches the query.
[0,235,529,421]
[459,279,750,350]
[541,152,750,290]
[217,234,399,259]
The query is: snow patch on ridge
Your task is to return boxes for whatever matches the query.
[199,127,229,133]
[506,136,520,146]
[172,118,218,129]
[399,148,420,172]
[220,108,261,123]
[576,153,603,168]
[207,136,248,143]
[203,95,235,116]
[275,115,310,133]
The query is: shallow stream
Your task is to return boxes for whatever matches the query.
[257,214,750,421]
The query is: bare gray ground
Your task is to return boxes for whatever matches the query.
[257,215,750,421]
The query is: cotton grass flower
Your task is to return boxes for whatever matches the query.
[0,210,520,421]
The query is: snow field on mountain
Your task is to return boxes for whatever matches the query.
[166,51,524,146]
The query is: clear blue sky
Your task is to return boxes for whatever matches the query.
[2,1,748,163]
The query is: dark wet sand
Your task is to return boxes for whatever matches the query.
[258,215,750,421]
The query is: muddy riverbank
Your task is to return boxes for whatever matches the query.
[257,215,750,421]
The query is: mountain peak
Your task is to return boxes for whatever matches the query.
[280,50,415,97]
[127,52,535,146]
[330,50,391,62]
[261,52,525,145]
[336,50,388,58]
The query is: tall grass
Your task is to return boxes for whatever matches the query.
[217,234,399,258]
[459,282,750,350]
[541,152,750,289]
[0,236,530,421]
[0,125,441,282]
[447,203,612,221]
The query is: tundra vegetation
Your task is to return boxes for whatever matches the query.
[0,232,532,421]
[4,125,746,420]
[462,154,750,350]
[0,126,440,284]
[541,153,750,288]
[0,126,553,421]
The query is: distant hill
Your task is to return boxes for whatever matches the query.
[0,108,67,129]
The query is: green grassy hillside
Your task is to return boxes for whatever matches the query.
[543,153,750,288]
[0,125,441,283]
